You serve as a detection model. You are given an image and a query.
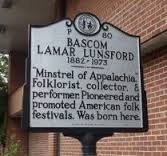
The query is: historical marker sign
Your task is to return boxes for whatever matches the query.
[23,13,148,132]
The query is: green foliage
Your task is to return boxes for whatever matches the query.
[0,54,20,156]
[0,54,8,92]
[0,129,5,147]
[4,137,20,156]
[0,54,8,147]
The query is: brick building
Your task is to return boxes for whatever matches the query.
[0,0,167,155]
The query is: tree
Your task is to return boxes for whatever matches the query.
[0,54,8,147]
[0,54,8,91]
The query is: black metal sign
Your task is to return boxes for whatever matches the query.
[22,13,148,133]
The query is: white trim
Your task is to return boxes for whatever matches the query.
[141,31,167,55]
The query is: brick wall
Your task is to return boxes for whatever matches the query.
[59,0,167,155]
[60,134,81,156]
[48,133,57,156]
[95,48,167,156]
[6,118,28,156]
[66,0,167,42]
[29,133,49,156]
[29,133,57,156]
[8,52,26,94]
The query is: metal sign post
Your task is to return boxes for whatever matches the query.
[64,132,113,156]
[23,12,148,155]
